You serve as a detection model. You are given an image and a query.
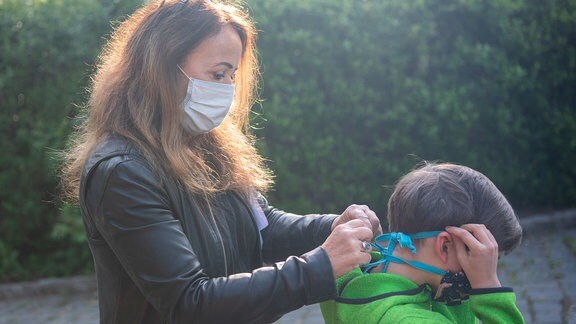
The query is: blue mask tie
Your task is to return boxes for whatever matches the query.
[362,230,473,305]
[361,231,446,275]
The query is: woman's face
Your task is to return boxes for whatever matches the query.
[180,24,242,85]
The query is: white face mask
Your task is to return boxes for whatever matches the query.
[178,65,234,135]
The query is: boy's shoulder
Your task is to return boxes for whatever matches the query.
[336,268,422,299]
[322,268,436,323]
[323,268,482,323]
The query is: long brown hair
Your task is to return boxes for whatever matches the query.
[387,163,522,253]
[61,0,272,201]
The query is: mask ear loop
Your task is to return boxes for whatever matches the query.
[361,232,406,274]
[177,65,192,79]
[361,231,444,274]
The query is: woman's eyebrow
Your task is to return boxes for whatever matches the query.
[213,62,234,69]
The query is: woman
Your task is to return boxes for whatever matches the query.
[61,0,381,323]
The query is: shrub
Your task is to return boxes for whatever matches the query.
[0,0,141,282]
[1,0,574,281]
[248,0,576,216]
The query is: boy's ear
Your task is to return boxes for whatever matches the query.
[435,232,453,264]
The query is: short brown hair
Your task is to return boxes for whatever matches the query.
[388,163,522,253]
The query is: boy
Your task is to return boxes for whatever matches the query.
[321,163,524,323]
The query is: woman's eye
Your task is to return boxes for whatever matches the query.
[213,72,226,81]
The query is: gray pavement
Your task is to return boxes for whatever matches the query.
[1,210,575,323]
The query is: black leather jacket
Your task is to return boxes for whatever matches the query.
[79,136,338,323]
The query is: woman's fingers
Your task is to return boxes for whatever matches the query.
[332,204,382,237]
[338,219,375,244]
[322,220,374,278]
[359,206,383,236]
[348,205,376,232]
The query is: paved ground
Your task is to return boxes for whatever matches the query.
[1,210,575,324]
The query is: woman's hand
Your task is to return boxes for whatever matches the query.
[445,224,501,289]
[331,204,382,238]
[322,219,374,278]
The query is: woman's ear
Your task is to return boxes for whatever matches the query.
[435,232,453,264]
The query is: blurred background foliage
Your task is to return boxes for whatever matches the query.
[0,0,574,282]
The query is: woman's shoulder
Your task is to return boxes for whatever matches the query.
[85,135,142,166]
[90,135,140,158]
[82,135,152,182]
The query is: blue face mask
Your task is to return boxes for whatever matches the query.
[362,231,471,305]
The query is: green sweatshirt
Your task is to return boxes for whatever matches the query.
[321,268,525,323]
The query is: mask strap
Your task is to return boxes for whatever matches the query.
[177,65,191,79]
[362,230,445,275]
[384,254,447,275]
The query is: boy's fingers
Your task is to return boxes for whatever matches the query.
[451,235,469,260]
[460,224,491,243]
[482,226,497,245]
[445,226,483,251]
[448,224,499,254]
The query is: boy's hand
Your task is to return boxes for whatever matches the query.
[445,224,501,289]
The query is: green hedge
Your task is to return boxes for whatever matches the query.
[0,0,574,281]
[249,0,576,215]
[0,0,141,282]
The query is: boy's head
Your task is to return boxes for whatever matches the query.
[387,162,522,254]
